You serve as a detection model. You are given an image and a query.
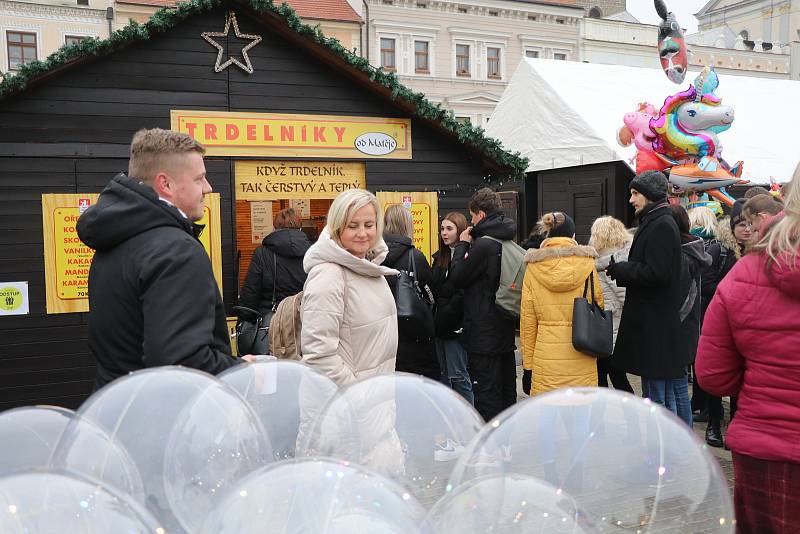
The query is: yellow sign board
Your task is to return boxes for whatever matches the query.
[171,110,412,159]
[377,192,439,263]
[235,160,366,200]
[42,193,223,314]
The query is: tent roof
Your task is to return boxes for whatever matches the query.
[0,0,526,177]
[486,58,800,183]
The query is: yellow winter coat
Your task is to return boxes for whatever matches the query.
[521,237,603,396]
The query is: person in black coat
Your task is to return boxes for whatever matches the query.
[77,129,243,389]
[431,211,473,404]
[449,188,518,421]
[239,207,310,316]
[606,171,683,408]
[382,205,440,381]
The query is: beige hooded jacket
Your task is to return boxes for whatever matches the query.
[300,228,399,387]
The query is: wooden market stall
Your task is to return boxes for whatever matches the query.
[0,0,526,409]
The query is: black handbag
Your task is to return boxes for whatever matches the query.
[572,272,613,359]
[393,250,435,339]
[235,253,277,355]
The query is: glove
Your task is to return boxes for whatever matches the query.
[522,369,532,395]
[606,256,617,280]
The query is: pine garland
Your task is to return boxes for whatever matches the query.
[0,0,528,177]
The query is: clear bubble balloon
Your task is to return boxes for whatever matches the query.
[425,474,594,533]
[200,458,425,534]
[298,373,484,508]
[218,360,338,461]
[449,388,734,532]
[78,366,271,533]
[0,470,164,533]
[0,406,74,474]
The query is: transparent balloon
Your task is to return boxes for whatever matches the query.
[0,406,74,474]
[77,366,271,533]
[0,471,164,533]
[449,388,734,532]
[219,360,338,461]
[425,474,594,533]
[298,373,484,508]
[200,458,425,534]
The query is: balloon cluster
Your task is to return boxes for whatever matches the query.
[0,362,734,533]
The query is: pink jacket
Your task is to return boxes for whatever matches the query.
[696,250,800,462]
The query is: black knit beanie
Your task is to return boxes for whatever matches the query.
[730,198,747,231]
[548,212,576,238]
[630,170,669,202]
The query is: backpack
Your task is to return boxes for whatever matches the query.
[268,291,303,360]
[483,236,527,321]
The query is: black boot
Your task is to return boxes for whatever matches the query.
[693,408,709,423]
[705,421,724,448]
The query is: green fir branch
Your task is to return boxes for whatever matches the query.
[0,0,527,177]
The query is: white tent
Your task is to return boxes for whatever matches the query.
[486,58,800,184]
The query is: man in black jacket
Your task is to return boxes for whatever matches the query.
[77,128,248,389]
[607,171,683,408]
[449,188,517,421]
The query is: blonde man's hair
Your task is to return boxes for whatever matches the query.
[752,161,800,267]
[688,206,717,237]
[588,216,631,254]
[128,128,205,186]
[325,189,382,249]
[383,204,413,239]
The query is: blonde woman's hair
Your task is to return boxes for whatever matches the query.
[536,212,564,236]
[383,204,414,239]
[688,206,717,237]
[751,162,800,267]
[128,128,205,186]
[588,216,631,253]
[325,189,382,249]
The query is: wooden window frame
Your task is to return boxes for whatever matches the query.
[455,43,470,77]
[414,40,430,74]
[380,37,396,72]
[486,46,501,79]
[6,30,37,72]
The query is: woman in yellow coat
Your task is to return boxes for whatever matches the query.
[521,212,603,396]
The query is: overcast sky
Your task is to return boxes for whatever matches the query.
[626,0,709,34]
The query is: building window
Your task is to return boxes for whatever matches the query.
[528,15,537,21]
[77,0,88,5]
[416,2,427,7]
[525,49,539,58]
[414,40,429,73]
[455,116,471,125]
[65,35,88,46]
[489,10,498,16]
[556,18,565,24]
[588,7,602,18]
[458,7,467,13]
[382,0,393,4]
[380,38,396,71]
[554,52,567,61]
[7,31,37,71]
[456,43,470,76]
[487,47,501,78]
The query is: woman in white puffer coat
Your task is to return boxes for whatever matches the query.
[589,216,634,394]
[300,189,399,386]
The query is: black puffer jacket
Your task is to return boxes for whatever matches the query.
[77,174,237,388]
[678,236,712,364]
[431,248,465,339]
[382,234,439,380]
[239,228,310,315]
[448,211,518,355]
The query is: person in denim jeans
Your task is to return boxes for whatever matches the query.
[431,212,473,405]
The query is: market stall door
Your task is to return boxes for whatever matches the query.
[376,192,439,263]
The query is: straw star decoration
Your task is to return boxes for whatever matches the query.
[201,11,262,74]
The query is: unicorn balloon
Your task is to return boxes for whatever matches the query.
[649,67,746,205]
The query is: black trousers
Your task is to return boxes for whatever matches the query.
[469,351,517,422]
[597,359,634,394]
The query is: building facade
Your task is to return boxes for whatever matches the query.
[696,0,800,53]
[365,0,583,126]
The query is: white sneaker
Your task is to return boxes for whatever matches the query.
[434,439,465,462]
